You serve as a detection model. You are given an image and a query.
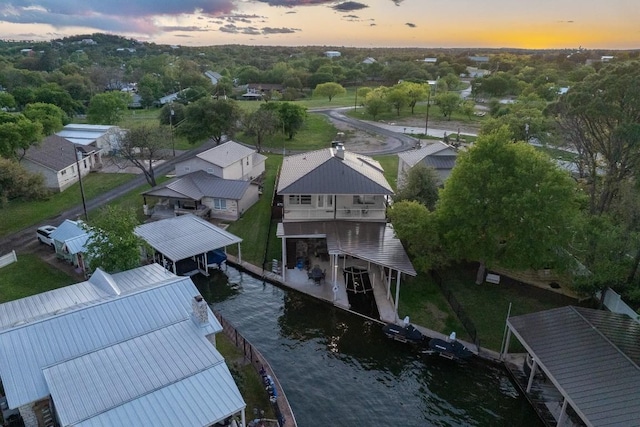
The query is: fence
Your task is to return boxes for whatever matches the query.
[214,312,297,427]
[599,287,640,324]
[0,250,17,269]
[430,270,480,348]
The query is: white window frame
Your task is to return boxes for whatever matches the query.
[213,198,227,210]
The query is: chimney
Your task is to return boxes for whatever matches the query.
[334,143,345,160]
[191,295,208,327]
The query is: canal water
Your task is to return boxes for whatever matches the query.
[194,267,542,427]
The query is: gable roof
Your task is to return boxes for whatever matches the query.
[49,219,91,254]
[134,214,242,262]
[397,141,457,168]
[196,140,261,168]
[508,306,640,427]
[56,124,118,146]
[23,134,78,172]
[277,147,393,195]
[142,170,250,201]
[0,264,224,410]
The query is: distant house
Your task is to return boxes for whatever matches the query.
[397,141,458,185]
[420,57,438,63]
[601,55,614,62]
[242,83,284,99]
[466,66,491,78]
[158,90,186,105]
[324,50,341,58]
[56,123,122,153]
[468,56,490,63]
[362,57,376,64]
[0,263,246,427]
[205,70,223,85]
[49,219,92,274]
[21,135,98,192]
[175,140,266,181]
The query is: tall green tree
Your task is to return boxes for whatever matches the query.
[23,102,67,135]
[0,112,43,159]
[84,205,145,273]
[242,107,280,152]
[394,164,440,211]
[313,82,346,101]
[436,127,579,283]
[112,124,171,187]
[87,91,130,125]
[179,97,242,145]
[0,157,48,207]
[263,102,307,140]
[386,85,409,116]
[399,81,428,114]
[435,92,461,121]
[364,88,390,121]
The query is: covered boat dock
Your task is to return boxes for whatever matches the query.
[502,306,640,427]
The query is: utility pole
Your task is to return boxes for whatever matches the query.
[170,102,175,157]
[424,90,431,137]
[75,149,88,221]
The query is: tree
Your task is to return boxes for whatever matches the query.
[158,102,185,127]
[385,85,409,116]
[0,92,16,110]
[179,97,242,145]
[87,91,130,125]
[394,164,440,211]
[263,102,307,140]
[23,102,66,135]
[399,81,428,114]
[84,205,146,273]
[436,127,579,283]
[460,100,476,120]
[33,83,81,116]
[112,124,171,187]
[137,73,164,108]
[364,88,390,120]
[314,82,346,101]
[243,107,280,152]
[552,61,640,216]
[0,112,43,159]
[435,92,461,120]
[0,157,48,207]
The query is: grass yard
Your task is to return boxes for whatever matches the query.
[0,254,75,303]
[0,173,136,237]
[437,263,578,351]
[372,155,398,191]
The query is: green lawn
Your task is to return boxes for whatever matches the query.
[0,173,136,237]
[0,254,75,303]
[346,102,486,128]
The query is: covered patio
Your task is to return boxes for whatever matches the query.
[502,306,640,427]
[135,214,242,277]
[276,221,416,322]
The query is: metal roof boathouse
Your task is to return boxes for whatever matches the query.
[502,306,640,427]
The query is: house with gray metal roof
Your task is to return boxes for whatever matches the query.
[49,219,92,274]
[275,144,415,320]
[21,135,98,192]
[503,306,640,427]
[0,263,246,427]
[56,123,122,153]
[141,170,260,221]
[135,214,242,276]
[397,141,458,185]
[175,140,266,182]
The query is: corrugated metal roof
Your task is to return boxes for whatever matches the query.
[44,321,238,426]
[197,140,256,168]
[397,142,457,168]
[0,265,221,409]
[278,221,416,275]
[50,220,91,254]
[277,148,393,195]
[142,170,250,201]
[421,155,457,170]
[73,364,243,427]
[508,306,640,427]
[135,214,242,261]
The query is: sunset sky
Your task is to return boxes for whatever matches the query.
[0,0,638,49]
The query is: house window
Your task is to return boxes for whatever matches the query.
[206,168,214,174]
[61,169,66,176]
[353,195,375,205]
[213,199,227,210]
[246,158,249,165]
[317,195,333,207]
[289,195,312,205]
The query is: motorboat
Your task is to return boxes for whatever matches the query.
[382,318,427,345]
[424,332,474,361]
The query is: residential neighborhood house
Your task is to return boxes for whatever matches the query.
[20,135,97,192]
[397,140,458,186]
[0,263,246,427]
[56,123,122,154]
[275,143,416,318]
[49,219,92,276]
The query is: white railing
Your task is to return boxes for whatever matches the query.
[598,287,640,324]
[0,250,17,269]
[283,207,386,221]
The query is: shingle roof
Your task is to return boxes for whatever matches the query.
[508,306,640,427]
[277,221,416,275]
[23,134,78,171]
[142,170,250,201]
[134,214,242,261]
[197,140,257,168]
[277,147,393,195]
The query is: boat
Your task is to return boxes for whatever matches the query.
[382,319,427,345]
[423,332,474,361]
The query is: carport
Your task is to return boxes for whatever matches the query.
[135,214,242,276]
[502,306,640,427]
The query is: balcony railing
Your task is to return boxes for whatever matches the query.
[283,207,386,221]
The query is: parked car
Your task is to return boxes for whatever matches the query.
[36,225,57,247]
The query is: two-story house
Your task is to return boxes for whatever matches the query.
[142,140,266,221]
[275,143,416,318]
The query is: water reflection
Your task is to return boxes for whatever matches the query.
[195,267,542,427]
